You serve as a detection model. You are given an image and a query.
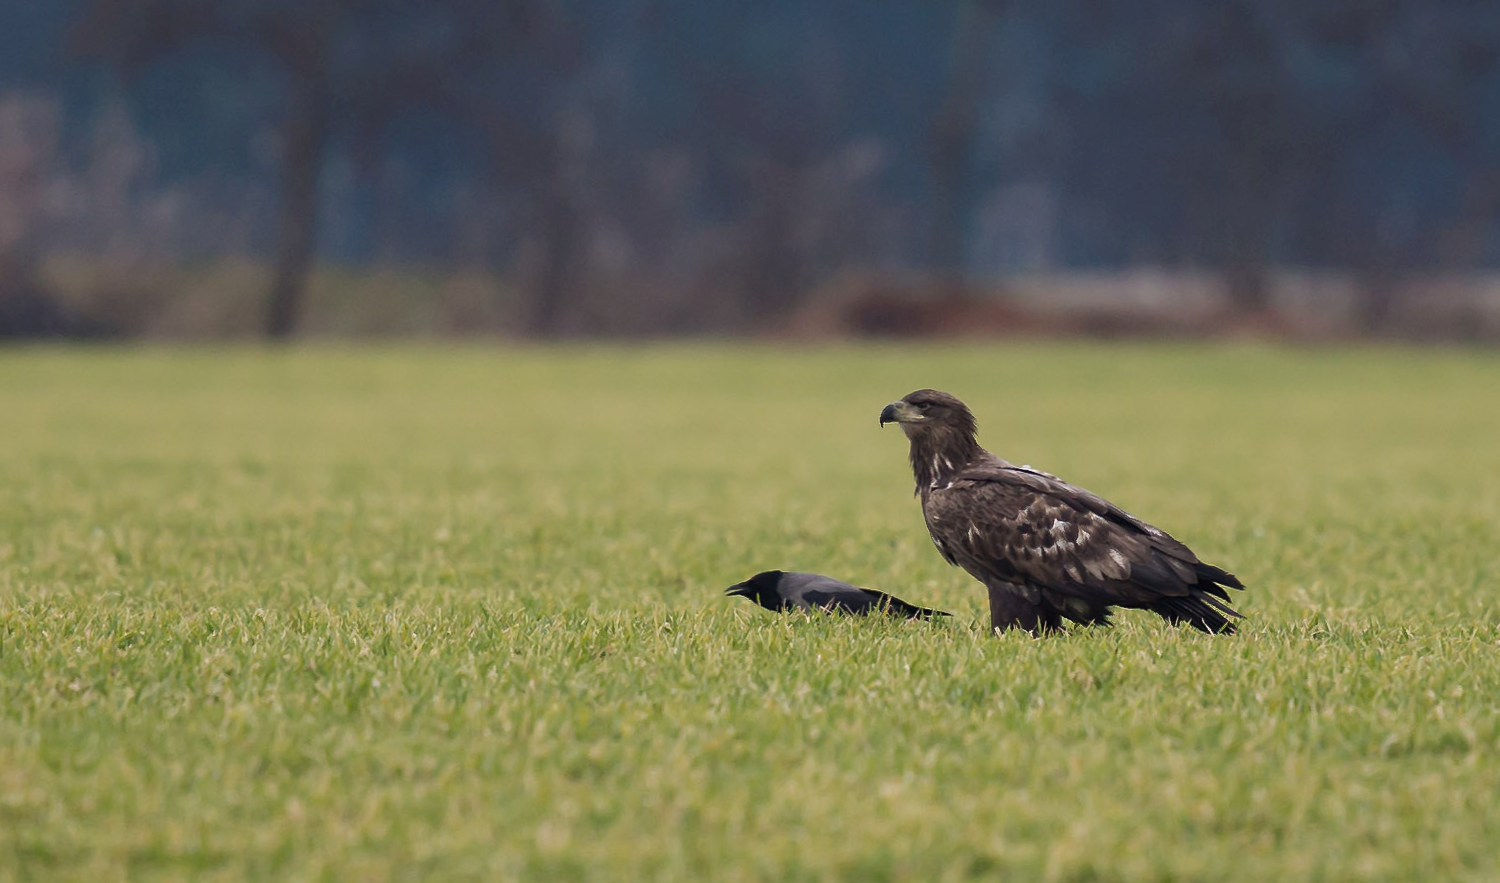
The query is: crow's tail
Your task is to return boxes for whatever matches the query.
[871,591,952,620]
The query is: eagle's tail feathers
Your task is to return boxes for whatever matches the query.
[1149,593,1240,634]
[1195,561,1245,592]
[1198,591,1244,620]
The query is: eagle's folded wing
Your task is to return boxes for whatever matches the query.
[924,466,1240,608]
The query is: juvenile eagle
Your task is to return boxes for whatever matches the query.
[880,389,1244,635]
[726,570,950,619]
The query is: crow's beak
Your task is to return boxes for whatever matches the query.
[880,400,918,426]
[725,583,751,597]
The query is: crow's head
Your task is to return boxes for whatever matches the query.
[724,570,786,611]
[879,389,977,441]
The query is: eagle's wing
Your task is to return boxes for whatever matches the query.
[924,464,1242,611]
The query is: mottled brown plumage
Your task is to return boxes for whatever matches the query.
[880,389,1244,635]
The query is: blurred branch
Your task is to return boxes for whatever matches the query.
[71,0,547,338]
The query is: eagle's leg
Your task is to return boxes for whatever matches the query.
[986,582,1062,636]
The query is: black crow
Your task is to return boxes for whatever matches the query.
[724,570,950,619]
[881,389,1245,635]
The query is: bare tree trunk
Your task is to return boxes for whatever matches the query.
[1224,260,1271,314]
[737,163,803,325]
[1223,189,1273,314]
[266,75,331,340]
[530,181,580,337]
[928,0,1004,281]
[526,111,593,338]
[1222,126,1276,315]
[1356,270,1400,333]
[1353,235,1406,333]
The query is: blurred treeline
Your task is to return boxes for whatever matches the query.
[3,0,1500,339]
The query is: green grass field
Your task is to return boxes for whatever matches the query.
[2,343,1498,881]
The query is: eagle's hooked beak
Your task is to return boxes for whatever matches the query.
[880,400,920,426]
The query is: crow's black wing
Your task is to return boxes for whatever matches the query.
[799,587,948,619]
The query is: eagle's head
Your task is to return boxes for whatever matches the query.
[724,570,785,611]
[879,389,976,440]
[881,390,983,488]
